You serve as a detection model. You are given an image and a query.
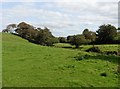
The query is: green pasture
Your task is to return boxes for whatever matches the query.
[2,33,119,87]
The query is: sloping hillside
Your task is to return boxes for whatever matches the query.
[2,33,119,87]
[0,33,2,88]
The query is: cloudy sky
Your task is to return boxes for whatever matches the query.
[1,0,119,37]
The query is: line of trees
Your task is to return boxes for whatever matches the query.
[3,22,59,46]
[66,24,119,48]
[2,22,120,48]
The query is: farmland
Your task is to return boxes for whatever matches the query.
[2,33,119,87]
[0,33,2,88]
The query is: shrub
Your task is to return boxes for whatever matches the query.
[46,37,59,46]
[70,35,86,48]
[86,47,101,53]
[59,37,67,43]
[104,51,118,56]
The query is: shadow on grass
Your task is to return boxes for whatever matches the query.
[62,46,73,49]
[74,53,119,64]
[55,46,83,50]
[72,47,83,50]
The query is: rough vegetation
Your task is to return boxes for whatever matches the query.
[86,47,101,53]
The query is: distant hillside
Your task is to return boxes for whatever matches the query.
[2,33,119,87]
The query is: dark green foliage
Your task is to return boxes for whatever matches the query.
[67,35,74,43]
[86,47,101,53]
[117,31,120,44]
[59,37,67,43]
[83,29,97,46]
[3,22,120,46]
[70,35,86,48]
[83,29,96,41]
[104,51,118,56]
[96,24,117,44]
[34,27,58,46]
[15,22,35,39]
[45,37,59,46]
[14,22,58,46]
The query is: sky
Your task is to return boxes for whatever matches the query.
[1,0,119,37]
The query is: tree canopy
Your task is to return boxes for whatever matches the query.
[2,22,119,47]
[96,24,117,44]
[68,35,86,48]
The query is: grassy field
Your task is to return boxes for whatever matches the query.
[2,33,119,87]
[0,33,2,88]
[54,43,118,52]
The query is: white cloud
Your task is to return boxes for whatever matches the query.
[1,0,37,2]
[54,1,118,26]
[2,2,73,29]
[77,15,117,25]
[1,0,119,2]
[1,1,119,36]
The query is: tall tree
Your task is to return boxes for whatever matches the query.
[70,35,86,48]
[2,24,17,33]
[96,24,117,44]
[15,22,35,38]
[83,29,96,47]
[83,29,96,42]
[67,35,74,43]
[59,37,67,43]
[34,27,58,46]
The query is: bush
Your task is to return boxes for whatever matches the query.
[104,51,118,56]
[46,37,59,46]
[70,35,86,48]
[59,37,67,43]
[86,47,101,53]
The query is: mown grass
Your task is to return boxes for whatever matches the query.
[2,33,119,87]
